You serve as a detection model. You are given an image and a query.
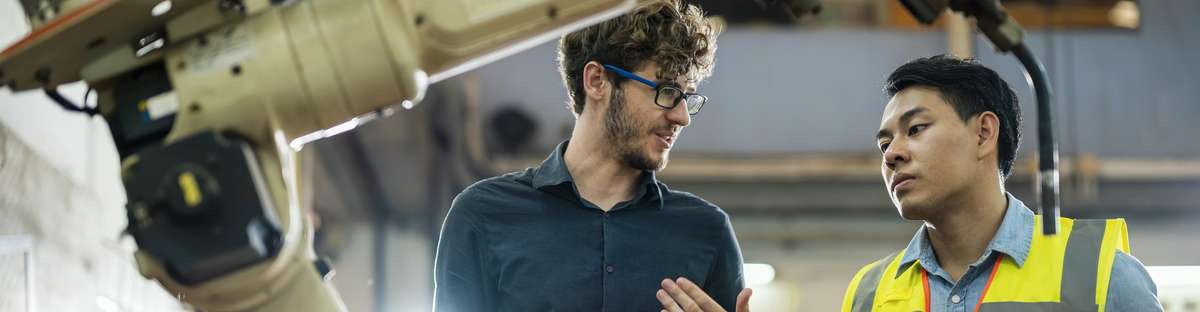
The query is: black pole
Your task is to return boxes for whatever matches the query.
[1013,43,1060,235]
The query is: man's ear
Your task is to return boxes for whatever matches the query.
[976,111,1001,160]
[582,61,610,110]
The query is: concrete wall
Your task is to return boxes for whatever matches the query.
[0,1,185,310]
[0,1,126,211]
[0,124,186,312]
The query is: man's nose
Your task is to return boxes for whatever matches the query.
[883,141,910,169]
[665,99,691,127]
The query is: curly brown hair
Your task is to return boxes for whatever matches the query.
[557,0,720,115]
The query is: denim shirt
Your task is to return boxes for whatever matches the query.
[896,193,1163,312]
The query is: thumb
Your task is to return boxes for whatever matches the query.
[736,288,753,312]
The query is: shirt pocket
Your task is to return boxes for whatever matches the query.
[875,288,926,312]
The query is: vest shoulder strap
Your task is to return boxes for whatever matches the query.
[978,217,1129,312]
[842,251,900,312]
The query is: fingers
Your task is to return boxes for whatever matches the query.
[659,277,737,312]
[662,278,702,312]
[657,288,685,312]
[736,288,753,312]
[675,277,725,312]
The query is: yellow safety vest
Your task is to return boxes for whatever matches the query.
[841,217,1130,312]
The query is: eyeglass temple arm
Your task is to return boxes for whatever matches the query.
[601,64,658,88]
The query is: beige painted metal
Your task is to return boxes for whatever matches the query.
[0,0,214,89]
[162,0,634,148]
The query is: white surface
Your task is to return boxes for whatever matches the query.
[1148,266,1200,312]
[1,5,177,311]
[744,263,777,286]
[1147,266,1200,288]
[0,0,127,211]
[0,124,186,311]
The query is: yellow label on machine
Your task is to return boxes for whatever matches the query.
[178,172,203,208]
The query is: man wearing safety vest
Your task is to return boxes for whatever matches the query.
[652,55,1163,312]
[843,55,1163,312]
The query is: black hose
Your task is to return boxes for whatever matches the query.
[1013,43,1060,235]
[44,88,99,116]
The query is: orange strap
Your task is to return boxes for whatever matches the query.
[921,256,1004,312]
[922,270,932,312]
[974,257,1003,312]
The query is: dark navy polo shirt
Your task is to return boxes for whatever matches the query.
[433,141,744,311]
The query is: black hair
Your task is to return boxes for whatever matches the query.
[885,55,1022,179]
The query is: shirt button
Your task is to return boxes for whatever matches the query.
[951,294,962,304]
[606,265,615,273]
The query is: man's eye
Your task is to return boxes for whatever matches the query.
[908,124,928,136]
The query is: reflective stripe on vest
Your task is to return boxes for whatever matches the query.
[841,217,1130,312]
[843,252,901,312]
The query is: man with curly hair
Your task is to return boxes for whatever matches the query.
[432,0,746,311]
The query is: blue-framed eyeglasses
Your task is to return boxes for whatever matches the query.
[602,64,707,115]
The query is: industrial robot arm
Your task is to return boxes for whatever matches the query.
[0,0,634,311]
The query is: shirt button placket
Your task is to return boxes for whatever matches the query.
[600,210,610,311]
[603,212,613,275]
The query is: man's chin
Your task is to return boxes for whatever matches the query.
[651,148,672,171]
[637,145,670,171]
[894,195,931,220]
[618,148,663,172]
[651,157,668,171]
[897,208,926,221]
[644,156,667,172]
